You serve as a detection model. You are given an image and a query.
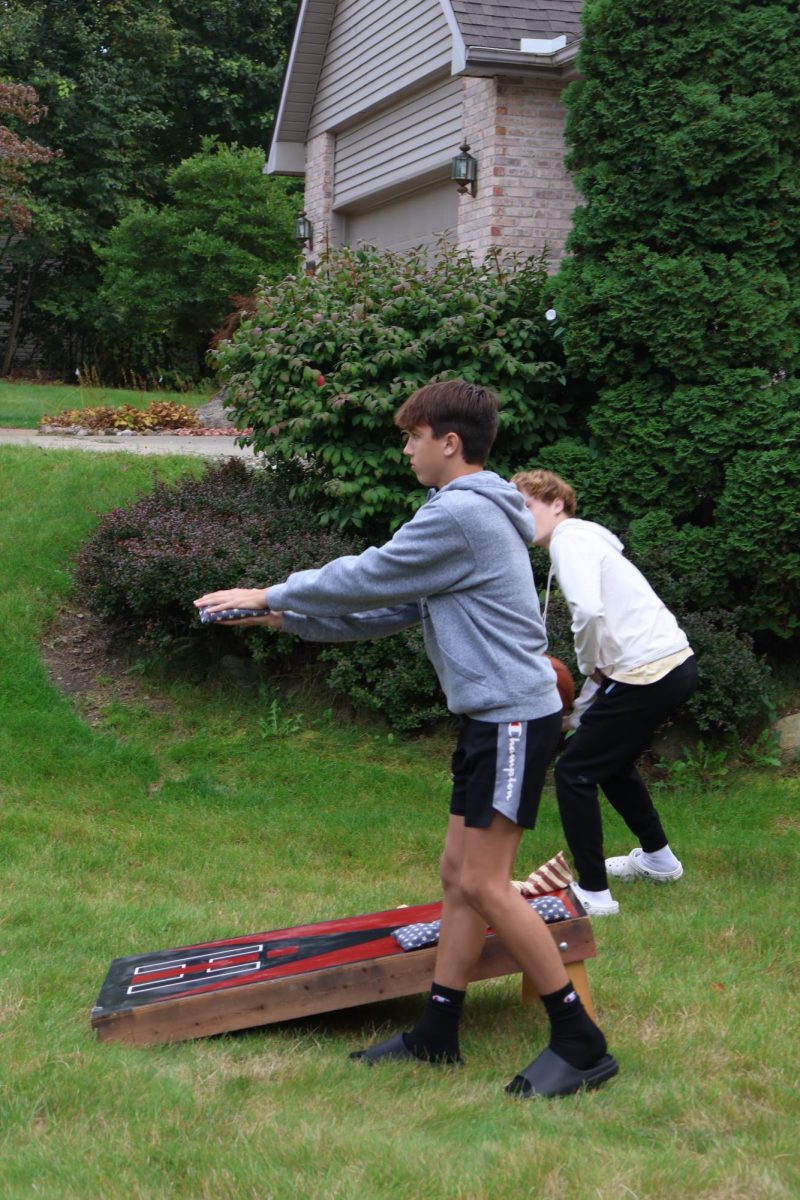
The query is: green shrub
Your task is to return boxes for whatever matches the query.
[624,510,731,614]
[215,242,574,533]
[716,440,800,638]
[543,0,800,660]
[679,610,772,734]
[321,627,448,735]
[98,140,300,379]
[74,459,363,654]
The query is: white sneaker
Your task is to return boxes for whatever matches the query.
[606,847,684,883]
[570,883,620,916]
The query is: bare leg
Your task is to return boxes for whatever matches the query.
[431,814,496,990]
[450,813,569,996]
[351,810,613,1091]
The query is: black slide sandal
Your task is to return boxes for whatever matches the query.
[505,1048,619,1098]
[350,1033,462,1066]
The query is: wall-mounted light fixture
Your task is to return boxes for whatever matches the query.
[451,142,478,197]
[294,210,314,249]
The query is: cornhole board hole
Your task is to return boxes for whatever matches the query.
[91,888,596,1048]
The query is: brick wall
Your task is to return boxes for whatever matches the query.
[456,76,499,257]
[302,132,336,269]
[457,75,578,268]
[301,76,579,269]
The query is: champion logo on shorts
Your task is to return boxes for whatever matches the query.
[504,722,523,802]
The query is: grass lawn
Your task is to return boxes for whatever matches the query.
[0,379,212,428]
[1,446,798,1200]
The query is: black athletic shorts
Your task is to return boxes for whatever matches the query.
[450,711,562,829]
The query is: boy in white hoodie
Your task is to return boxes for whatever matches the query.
[513,470,698,916]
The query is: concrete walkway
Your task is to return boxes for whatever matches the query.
[0,427,255,458]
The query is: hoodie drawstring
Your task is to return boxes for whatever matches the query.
[542,563,555,631]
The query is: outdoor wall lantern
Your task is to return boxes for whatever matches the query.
[294,210,313,249]
[451,142,478,197]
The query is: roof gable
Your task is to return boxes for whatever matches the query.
[268,0,582,174]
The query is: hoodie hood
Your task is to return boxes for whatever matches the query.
[551,518,624,553]
[428,471,535,543]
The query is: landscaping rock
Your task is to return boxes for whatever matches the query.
[774,712,800,764]
[196,391,236,428]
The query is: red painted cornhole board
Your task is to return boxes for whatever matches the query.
[91,889,596,1047]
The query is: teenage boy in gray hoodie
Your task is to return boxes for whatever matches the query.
[513,469,698,918]
[196,381,618,1099]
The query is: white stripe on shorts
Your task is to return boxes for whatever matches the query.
[492,720,528,823]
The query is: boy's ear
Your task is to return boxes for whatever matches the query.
[442,431,462,458]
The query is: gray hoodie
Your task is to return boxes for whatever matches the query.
[269,471,561,722]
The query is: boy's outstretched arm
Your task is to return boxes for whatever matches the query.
[197,501,471,625]
[193,588,418,640]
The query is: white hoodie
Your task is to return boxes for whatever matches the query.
[547,519,690,679]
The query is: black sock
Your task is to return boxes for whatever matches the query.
[403,982,465,1062]
[541,982,607,1070]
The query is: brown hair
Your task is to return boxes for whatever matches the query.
[394,380,499,465]
[511,468,578,517]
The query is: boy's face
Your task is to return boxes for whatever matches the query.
[402,423,457,489]
[518,490,565,547]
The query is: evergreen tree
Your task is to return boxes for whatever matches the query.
[551,0,800,638]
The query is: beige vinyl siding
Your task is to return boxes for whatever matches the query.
[334,76,461,209]
[309,0,453,137]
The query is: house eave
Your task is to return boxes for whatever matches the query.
[266,140,306,177]
[461,41,579,81]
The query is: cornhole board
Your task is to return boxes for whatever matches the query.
[91,887,596,1048]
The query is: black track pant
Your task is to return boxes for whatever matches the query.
[554,657,699,891]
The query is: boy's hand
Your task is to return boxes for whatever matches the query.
[195,587,269,613]
[194,587,283,628]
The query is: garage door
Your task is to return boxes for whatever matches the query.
[342,178,459,253]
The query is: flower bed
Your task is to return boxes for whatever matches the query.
[38,399,251,437]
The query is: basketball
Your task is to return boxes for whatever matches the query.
[546,655,575,714]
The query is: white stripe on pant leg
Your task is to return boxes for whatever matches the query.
[493,720,528,822]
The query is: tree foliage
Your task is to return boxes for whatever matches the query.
[158,0,297,160]
[0,78,56,233]
[550,0,800,640]
[216,242,574,533]
[98,140,298,378]
[0,0,295,376]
